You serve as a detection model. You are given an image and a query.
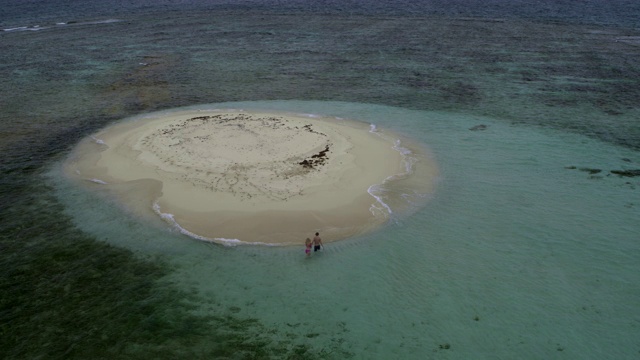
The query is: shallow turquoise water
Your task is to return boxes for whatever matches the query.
[2,2,640,358]
[49,101,640,358]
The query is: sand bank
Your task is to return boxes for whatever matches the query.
[65,109,436,245]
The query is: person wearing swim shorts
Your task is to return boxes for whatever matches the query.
[312,232,323,252]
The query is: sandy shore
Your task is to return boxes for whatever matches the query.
[65,109,435,245]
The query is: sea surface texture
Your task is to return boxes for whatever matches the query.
[1,1,639,359]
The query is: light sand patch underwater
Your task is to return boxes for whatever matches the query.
[64,109,437,244]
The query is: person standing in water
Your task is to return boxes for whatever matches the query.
[304,238,312,257]
[312,232,323,252]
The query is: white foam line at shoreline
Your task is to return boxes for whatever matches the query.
[299,113,321,118]
[90,135,106,145]
[152,202,283,247]
[87,178,108,185]
[393,139,417,174]
[366,122,394,215]
[368,184,393,215]
[365,122,420,216]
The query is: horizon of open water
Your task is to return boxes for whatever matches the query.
[1,1,639,359]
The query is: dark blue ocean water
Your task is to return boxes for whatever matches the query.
[3,0,640,27]
[1,1,639,359]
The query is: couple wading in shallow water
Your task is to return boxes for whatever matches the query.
[305,232,323,257]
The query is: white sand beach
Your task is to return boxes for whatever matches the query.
[65,109,434,244]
